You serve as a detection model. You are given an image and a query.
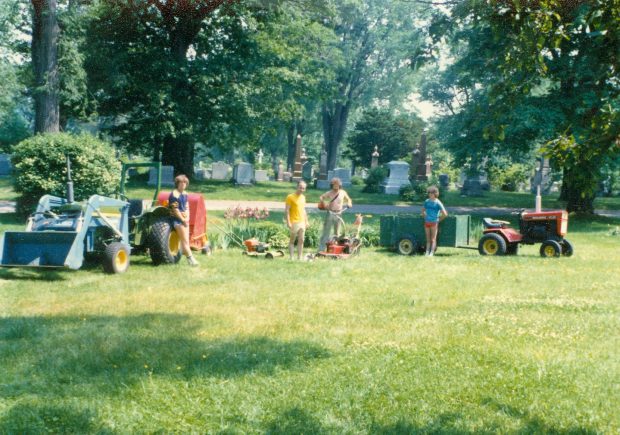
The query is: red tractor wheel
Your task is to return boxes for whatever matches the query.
[478,233,507,256]
[540,240,561,258]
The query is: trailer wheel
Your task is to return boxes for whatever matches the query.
[103,242,130,274]
[397,237,417,255]
[149,217,182,265]
[560,239,574,257]
[478,233,507,256]
[540,240,561,258]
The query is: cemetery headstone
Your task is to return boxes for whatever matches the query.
[277,160,284,181]
[254,169,269,183]
[412,132,429,181]
[283,171,292,182]
[333,167,352,187]
[233,162,253,185]
[316,150,329,189]
[439,174,450,189]
[148,165,175,186]
[302,161,313,182]
[211,161,231,181]
[292,134,303,181]
[460,173,488,196]
[371,146,380,169]
[381,161,411,195]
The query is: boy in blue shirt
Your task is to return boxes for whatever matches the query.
[422,185,448,257]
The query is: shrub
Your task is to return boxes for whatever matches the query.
[399,179,433,203]
[362,167,388,193]
[11,133,121,215]
[351,175,364,186]
[486,163,531,192]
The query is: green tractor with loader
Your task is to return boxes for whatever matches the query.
[0,160,187,273]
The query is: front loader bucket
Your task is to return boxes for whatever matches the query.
[0,231,83,269]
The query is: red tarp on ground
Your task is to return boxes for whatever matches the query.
[157,192,208,251]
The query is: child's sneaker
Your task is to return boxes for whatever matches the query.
[187,256,199,267]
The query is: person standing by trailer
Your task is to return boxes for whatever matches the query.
[422,185,448,257]
[318,177,353,252]
[169,174,199,266]
[285,180,309,260]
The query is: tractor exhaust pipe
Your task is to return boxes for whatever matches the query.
[66,156,74,204]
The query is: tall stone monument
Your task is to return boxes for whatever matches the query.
[412,132,429,181]
[381,161,411,195]
[292,134,303,181]
[316,149,330,189]
[371,146,380,169]
[277,160,284,182]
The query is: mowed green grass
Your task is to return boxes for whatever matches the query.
[1,215,619,432]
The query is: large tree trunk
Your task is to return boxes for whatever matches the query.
[31,0,60,133]
[322,102,350,171]
[561,166,596,213]
[162,134,194,177]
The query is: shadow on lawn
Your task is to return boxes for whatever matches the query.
[0,402,113,434]
[265,407,598,434]
[0,313,330,394]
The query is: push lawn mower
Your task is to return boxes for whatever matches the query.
[242,238,284,259]
[315,211,363,260]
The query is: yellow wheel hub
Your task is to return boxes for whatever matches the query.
[169,232,180,255]
[115,249,128,268]
[544,245,555,257]
[483,239,498,254]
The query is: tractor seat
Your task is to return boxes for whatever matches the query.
[482,218,508,229]
[128,199,144,219]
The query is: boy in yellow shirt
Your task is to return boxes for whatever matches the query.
[285,181,309,260]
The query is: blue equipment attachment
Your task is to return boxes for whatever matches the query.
[0,194,131,273]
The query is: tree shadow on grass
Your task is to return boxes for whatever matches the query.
[0,267,67,281]
[481,397,597,434]
[264,406,598,434]
[0,314,330,398]
[0,402,113,434]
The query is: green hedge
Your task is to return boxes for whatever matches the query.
[11,133,121,215]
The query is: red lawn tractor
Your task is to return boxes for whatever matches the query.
[478,210,573,258]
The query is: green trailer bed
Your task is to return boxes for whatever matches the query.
[380,214,471,254]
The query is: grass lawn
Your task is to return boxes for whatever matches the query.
[1,212,619,432]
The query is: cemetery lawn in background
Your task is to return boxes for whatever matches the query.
[0,178,17,201]
[123,179,620,210]
[0,214,619,432]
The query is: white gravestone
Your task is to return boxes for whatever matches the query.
[381,161,411,195]
[254,169,269,182]
[233,162,253,185]
[333,167,352,187]
[211,162,231,180]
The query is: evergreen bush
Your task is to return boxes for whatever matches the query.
[11,133,121,215]
[362,167,388,193]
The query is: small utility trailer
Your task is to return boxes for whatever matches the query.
[380,214,471,255]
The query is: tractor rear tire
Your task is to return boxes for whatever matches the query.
[149,217,182,265]
[397,237,417,255]
[560,239,574,257]
[478,233,507,256]
[103,242,130,274]
[540,240,561,258]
